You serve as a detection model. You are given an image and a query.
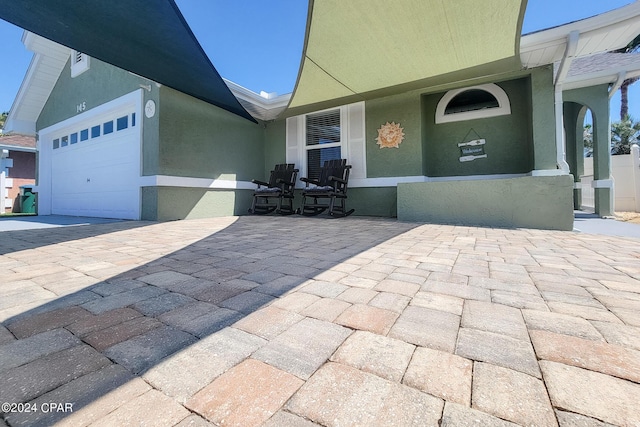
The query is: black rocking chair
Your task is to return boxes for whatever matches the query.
[248,163,298,215]
[298,159,355,217]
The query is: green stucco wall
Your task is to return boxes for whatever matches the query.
[564,84,613,216]
[397,175,574,230]
[157,87,264,181]
[37,58,150,130]
[139,87,266,220]
[530,66,557,170]
[422,78,533,177]
[347,187,397,217]
[365,91,424,177]
[142,186,253,221]
[36,57,161,178]
[563,102,585,209]
[263,119,287,176]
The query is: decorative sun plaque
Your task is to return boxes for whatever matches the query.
[376,121,405,149]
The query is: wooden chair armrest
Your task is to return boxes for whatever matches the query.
[252,179,269,187]
[276,178,295,186]
[328,175,347,184]
[300,177,320,186]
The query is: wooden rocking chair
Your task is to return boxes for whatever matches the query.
[248,163,298,215]
[298,159,355,217]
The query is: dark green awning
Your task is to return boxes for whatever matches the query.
[0,0,256,123]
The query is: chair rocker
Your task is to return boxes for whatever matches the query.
[248,163,298,215]
[298,159,355,217]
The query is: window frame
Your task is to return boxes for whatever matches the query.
[435,83,511,124]
[304,107,344,180]
[286,101,366,187]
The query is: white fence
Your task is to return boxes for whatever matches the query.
[581,144,640,212]
[1,150,14,212]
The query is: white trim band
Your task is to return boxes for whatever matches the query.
[530,169,570,177]
[140,175,255,190]
[592,179,614,189]
[138,171,567,191]
[350,173,529,188]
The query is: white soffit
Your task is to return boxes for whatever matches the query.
[4,32,70,135]
[521,2,640,68]
[224,79,290,121]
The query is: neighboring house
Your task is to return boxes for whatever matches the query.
[4,1,640,230]
[0,132,36,213]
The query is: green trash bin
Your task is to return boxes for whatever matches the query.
[20,185,36,214]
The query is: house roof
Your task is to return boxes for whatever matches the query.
[0,0,255,123]
[225,80,291,122]
[287,0,527,115]
[563,52,640,91]
[520,2,640,68]
[0,133,36,152]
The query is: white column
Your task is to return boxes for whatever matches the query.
[554,87,571,174]
[1,149,11,212]
[632,144,640,212]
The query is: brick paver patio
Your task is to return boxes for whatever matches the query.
[1,215,639,426]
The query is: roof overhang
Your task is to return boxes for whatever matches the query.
[4,33,70,135]
[563,52,640,92]
[0,144,37,153]
[0,0,256,123]
[521,2,640,68]
[0,133,37,153]
[224,80,291,122]
[287,0,527,115]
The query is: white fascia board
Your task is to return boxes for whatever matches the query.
[224,79,291,108]
[521,2,640,67]
[224,78,291,120]
[5,32,70,135]
[4,53,40,135]
[0,144,37,153]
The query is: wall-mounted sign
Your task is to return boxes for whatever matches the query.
[458,139,487,162]
[376,121,405,149]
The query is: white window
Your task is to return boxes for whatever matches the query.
[305,109,342,180]
[286,102,366,185]
[435,83,511,124]
[71,51,90,77]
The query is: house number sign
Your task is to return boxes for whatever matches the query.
[76,101,86,113]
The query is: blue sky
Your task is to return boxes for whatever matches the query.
[1,0,638,120]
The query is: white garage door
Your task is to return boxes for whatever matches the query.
[40,92,142,219]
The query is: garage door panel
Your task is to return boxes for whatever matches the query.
[48,105,140,220]
[52,189,139,218]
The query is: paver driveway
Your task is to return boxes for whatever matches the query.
[1,216,639,426]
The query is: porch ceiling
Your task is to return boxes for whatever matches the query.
[288,0,528,112]
[0,0,256,123]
